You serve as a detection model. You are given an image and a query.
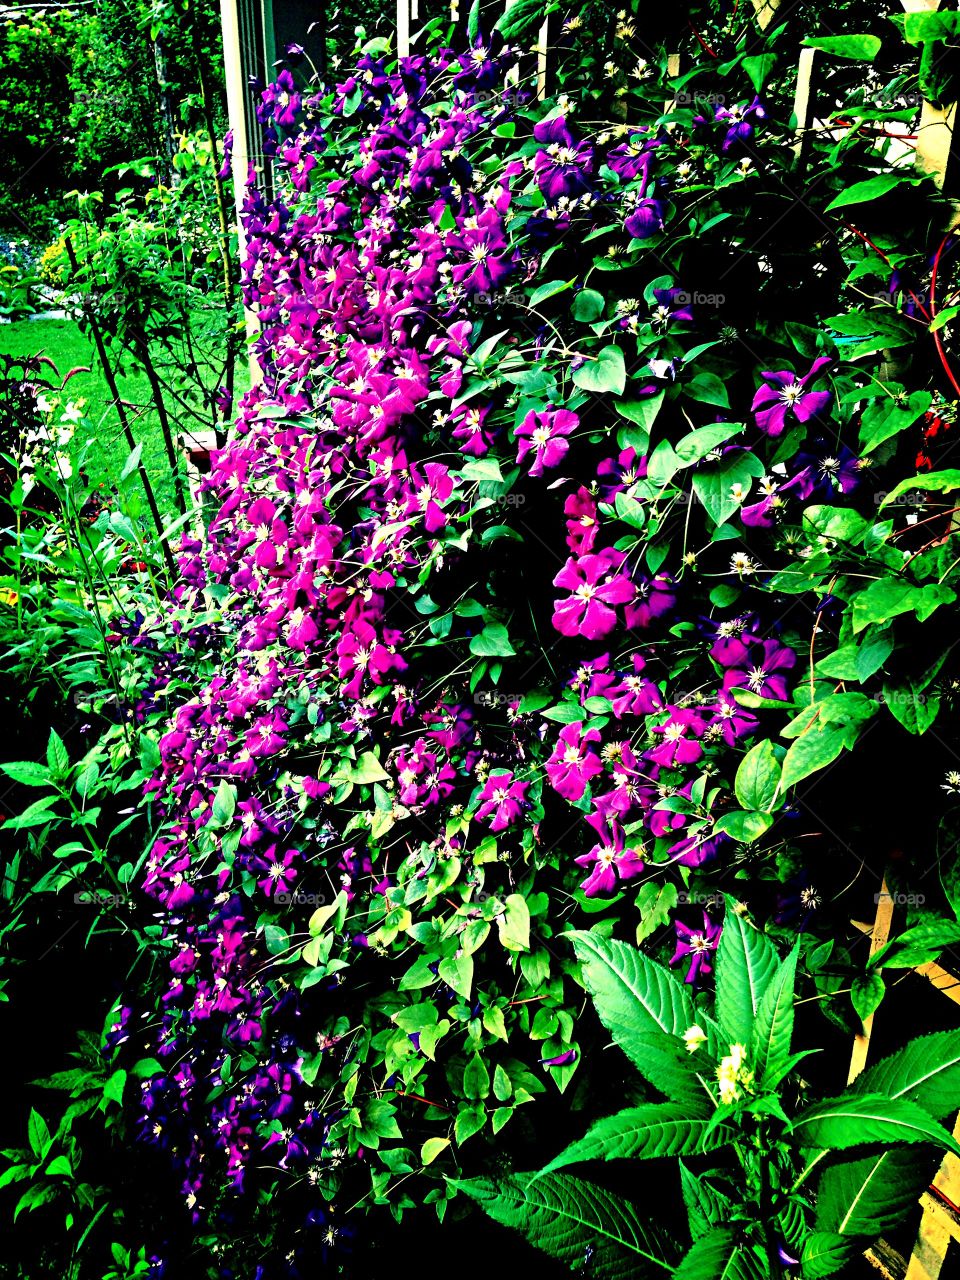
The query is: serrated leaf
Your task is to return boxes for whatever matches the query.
[570,931,718,1099]
[853,1029,960,1118]
[716,909,781,1046]
[678,1162,730,1242]
[789,1092,960,1154]
[45,730,69,779]
[455,1172,679,1279]
[750,944,798,1087]
[800,1231,855,1278]
[672,1227,764,1280]
[540,1103,735,1173]
[815,1147,935,1240]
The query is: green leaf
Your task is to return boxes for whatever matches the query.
[788,1093,960,1154]
[713,810,773,844]
[463,1054,491,1101]
[678,1162,730,1242]
[27,1110,51,1159]
[750,944,799,1087]
[815,1148,936,1240]
[675,423,744,465]
[800,1232,855,1278]
[455,1105,487,1145]
[351,751,390,784]
[780,728,847,791]
[880,468,960,510]
[734,741,781,813]
[742,53,776,93]
[454,1172,678,1278]
[44,1155,72,1178]
[439,952,474,1000]
[635,882,679,945]
[904,11,960,44]
[498,893,531,951]
[716,909,781,1045]
[570,931,719,1095]
[853,1029,960,1119]
[850,972,885,1024]
[540,1103,735,1173]
[684,371,730,409]
[573,345,626,396]
[868,920,960,969]
[495,0,548,40]
[470,623,516,658]
[421,1136,451,1165]
[211,780,236,826]
[572,288,605,322]
[859,392,931,453]
[0,761,52,787]
[883,682,940,735]
[803,34,881,61]
[825,174,906,211]
[672,1227,764,1280]
[852,579,954,633]
[45,731,69,779]
[693,451,765,526]
[529,278,574,307]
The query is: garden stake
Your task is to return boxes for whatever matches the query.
[848,876,895,1084]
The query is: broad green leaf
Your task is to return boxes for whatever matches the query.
[750,944,799,1087]
[868,920,960,970]
[495,0,548,40]
[541,1103,735,1173]
[850,972,885,1024]
[570,931,720,1096]
[803,35,881,60]
[463,1053,491,1101]
[529,278,574,307]
[684,371,730,409]
[789,1092,960,1154]
[825,174,906,211]
[45,730,69,779]
[498,893,531,951]
[469,622,516,657]
[693,451,765,526]
[880,468,960,510]
[454,1172,679,1279]
[27,1110,51,1159]
[573,345,627,396]
[800,1232,855,1278]
[438,951,474,999]
[742,53,776,93]
[734,740,781,813]
[572,288,605,322]
[815,1147,936,1239]
[351,751,390,783]
[904,11,960,43]
[780,728,847,791]
[852,579,954,633]
[211,780,236,826]
[675,423,744,465]
[853,1030,960,1118]
[672,1227,764,1280]
[713,810,773,844]
[0,761,51,787]
[882,682,940,735]
[421,1136,450,1165]
[859,392,931,453]
[678,1162,731,1242]
[716,909,781,1046]
[636,882,679,945]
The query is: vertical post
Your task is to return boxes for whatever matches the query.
[536,14,550,99]
[219,0,262,387]
[750,0,781,30]
[397,0,410,58]
[791,46,817,165]
[847,876,894,1084]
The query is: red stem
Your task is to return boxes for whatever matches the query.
[931,230,960,400]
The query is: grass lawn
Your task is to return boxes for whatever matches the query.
[0,317,248,518]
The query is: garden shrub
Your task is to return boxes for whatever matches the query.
[7,1,960,1276]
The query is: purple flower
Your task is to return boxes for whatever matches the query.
[717,96,767,151]
[624,198,664,240]
[779,443,862,501]
[751,356,832,437]
[670,913,722,985]
[546,723,603,802]
[647,708,708,769]
[515,407,579,477]
[722,640,796,703]
[552,549,635,641]
[532,116,594,202]
[475,771,528,831]
[574,796,645,896]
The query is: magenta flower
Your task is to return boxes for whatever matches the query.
[574,796,645,896]
[722,639,796,702]
[625,573,676,630]
[646,708,708,769]
[475,771,529,830]
[552,549,635,641]
[608,655,664,719]
[671,913,723,985]
[546,722,603,801]
[751,356,832,437]
[624,198,664,240]
[515,407,579,477]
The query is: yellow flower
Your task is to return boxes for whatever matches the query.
[683,1024,708,1053]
